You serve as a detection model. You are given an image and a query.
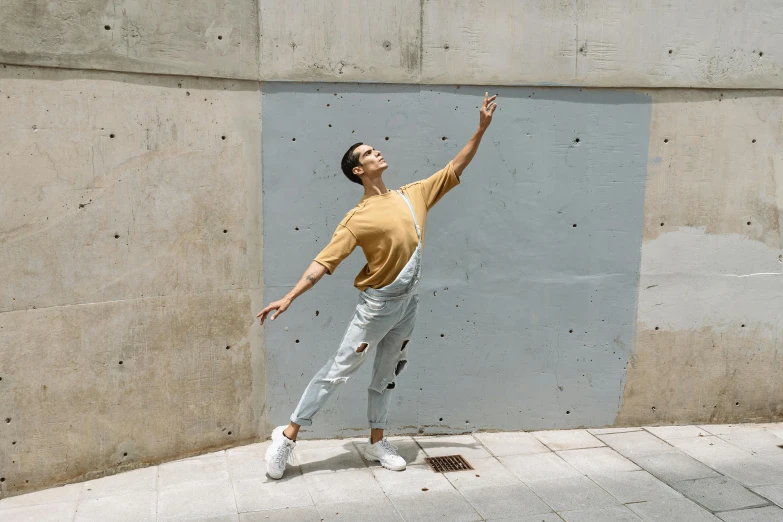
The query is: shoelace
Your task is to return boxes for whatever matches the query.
[378,438,399,455]
[273,441,295,469]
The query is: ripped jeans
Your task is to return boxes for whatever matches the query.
[290,244,421,429]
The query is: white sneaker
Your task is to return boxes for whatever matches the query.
[364,438,406,471]
[265,426,296,479]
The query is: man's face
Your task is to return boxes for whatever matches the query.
[353,144,388,178]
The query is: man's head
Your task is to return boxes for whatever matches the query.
[341,142,388,186]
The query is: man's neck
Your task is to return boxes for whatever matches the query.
[363,177,389,198]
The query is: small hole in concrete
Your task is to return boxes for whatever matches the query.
[12,441,15,445]
[439,417,443,421]
[385,137,389,141]
[186,91,190,96]
[228,431,232,435]
[442,136,447,141]
[569,329,574,334]
[226,345,230,350]
[668,49,673,54]
[664,138,668,143]
[747,221,752,225]
[652,406,656,411]
[752,139,756,143]
[661,222,665,226]
[114,234,120,239]
[655,326,659,330]
[741,324,746,328]
[5,418,10,423]
[566,411,571,414]
[327,104,330,107]
[759,51,764,57]
[292,138,295,141]
[440,334,445,337]
[105,25,111,30]
[444,44,450,50]
[119,361,123,365]
[315,310,320,316]
[295,227,299,231]
[295,339,299,344]
[574,138,580,144]
[218,35,223,40]
[422,487,429,491]
[328,124,332,127]
[110,134,115,138]
[735,402,740,406]
[0,478,4,482]
[221,135,226,140]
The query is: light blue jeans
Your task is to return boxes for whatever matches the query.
[291,192,422,429]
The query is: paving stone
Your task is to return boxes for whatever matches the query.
[751,484,783,507]
[587,470,683,503]
[460,483,552,519]
[627,498,721,521]
[444,456,521,490]
[233,472,313,513]
[473,431,551,457]
[711,457,783,487]
[532,430,605,451]
[79,466,158,500]
[315,497,404,521]
[227,441,272,481]
[390,489,483,522]
[294,442,368,474]
[371,463,454,497]
[74,490,156,522]
[414,434,492,460]
[699,425,772,436]
[645,426,710,440]
[526,476,620,512]
[558,505,642,521]
[0,501,78,522]
[587,427,643,435]
[499,452,582,482]
[716,505,783,522]
[557,448,640,474]
[596,430,679,458]
[354,436,427,466]
[239,506,321,522]
[0,483,81,509]
[485,515,565,522]
[158,454,230,489]
[632,452,722,483]
[302,468,385,505]
[671,477,769,512]
[156,482,238,522]
[668,437,753,466]
[716,432,783,457]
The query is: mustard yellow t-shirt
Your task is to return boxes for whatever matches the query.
[314,161,460,290]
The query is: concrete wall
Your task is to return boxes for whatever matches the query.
[1,0,782,498]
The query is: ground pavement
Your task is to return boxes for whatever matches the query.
[2,423,783,521]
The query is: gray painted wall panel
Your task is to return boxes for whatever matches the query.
[262,84,651,437]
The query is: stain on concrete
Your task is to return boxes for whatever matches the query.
[262,83,651,438]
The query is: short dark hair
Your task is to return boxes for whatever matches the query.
[341,142,364,185]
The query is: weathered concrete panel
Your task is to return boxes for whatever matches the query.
[262,83,651,438]
[618,91,783,426]
[422,0,783,88]
[0,0,259,79]
[259,0,422,82]
[0,65,265,497]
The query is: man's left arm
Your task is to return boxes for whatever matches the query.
[452,92,498,178]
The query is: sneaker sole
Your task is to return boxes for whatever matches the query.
[364,452,406,471]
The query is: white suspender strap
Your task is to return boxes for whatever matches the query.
[396,190,421,240]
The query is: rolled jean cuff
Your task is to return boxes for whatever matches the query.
[369,421,387,429]
[290,414,313,427]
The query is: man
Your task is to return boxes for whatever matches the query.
[257,92,498,479]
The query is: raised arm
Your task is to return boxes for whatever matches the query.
[452,92,498,177]
[256,260,328,324]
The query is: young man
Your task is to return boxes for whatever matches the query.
[257,93,498,479]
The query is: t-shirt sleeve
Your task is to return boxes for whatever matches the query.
[313,224,358,274]
[418,161,460,209]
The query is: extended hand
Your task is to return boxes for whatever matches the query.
[479,92,498,130]
[256,297,291,325]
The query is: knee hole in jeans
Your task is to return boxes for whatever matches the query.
[401,340,409,351]
[356,343,368,353]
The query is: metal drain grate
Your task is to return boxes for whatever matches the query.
[424,455,474,473]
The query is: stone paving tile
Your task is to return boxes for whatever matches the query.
[74,490,156,522]
[486,515,565,522]
[239,506,321,522]
[0,501,78,522]
[0,483,81,509]
[390,489,483,522]
[158,453,230,489]
[526,476,620,512]
[371,463,454,497]
[499,452,582,482]
[557,447,641,474]
[227,441,272,481]
[156,482,238,522]
[587,470,683,504]
[751,484,783,507]
[302,468,385,505]
[632,452,722,483]
[596,430,679,458]
[232,472,314,513]
[644,425,710,440]
[587,427,643,435]
[716,505,783,522]
[414,434,493,460]
[715,431,783,457]
[532,430,605,451]
[668,436,753,466]
[670,477,770,512]
[354,436,427,466]
[558,505,643,522]
[460,483,552,520]
[711,457,783,487]
[315,497,404,522]
[443,456,521,490]
[627,498,721,521]
[294,442,368,474]
[699,425,774,436]
[79,466,158,500]
[473,431,551,457]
